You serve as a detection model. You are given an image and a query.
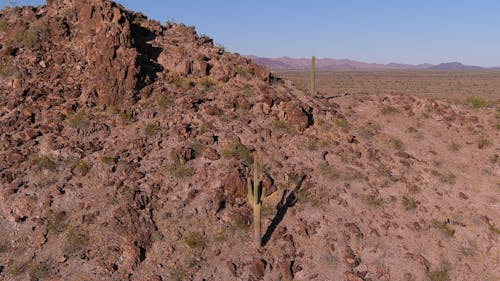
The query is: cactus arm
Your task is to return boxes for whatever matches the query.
[310,56,316,95]
[247,178,253,204]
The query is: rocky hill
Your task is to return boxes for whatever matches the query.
[0,1,498,281]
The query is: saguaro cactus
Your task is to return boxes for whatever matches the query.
[247,156,265,247]
[310,55,316,95]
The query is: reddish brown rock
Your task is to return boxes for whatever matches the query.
[282,101,312,131]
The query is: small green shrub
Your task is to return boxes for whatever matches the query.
[391,138,404,150]
[0,63,13,77]
[11,23,48,48]
[364,194,384,207]
[0,19,7,32]
[144,122,158,136]
[235,66,248,77]
[477,137,491,149]
[465,96,488,108]
[188,142,206,156]
[318,161,339,180]
[335,118,349,128]
[487,222,500,235]
[430,219,455,237]
[119,111,134,122]
[155,93,172,109]
[199,76,214,90]
[65,228,89,254]
[430,170,456,184]
[32,155,57,172]
[66,110,89,128]
[427,262,451,281]
[165,161,194,178]
[380,105,398,115]
[9,260,31,276]
[408,184,421,194]
[29,261,51,280]
[402,196,418,210]
[46,211,68,233]
[173,75,190,89]
[448,142,461,151]
[100,155,116,165]
[169,265,186,281]
[184,232,205,250]
[74,160,90,176]
[221,141,253,165]
[272,119,295,133]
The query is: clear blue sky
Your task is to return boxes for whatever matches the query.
[2,0,500,66]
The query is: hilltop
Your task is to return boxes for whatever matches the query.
[0,1,498,281]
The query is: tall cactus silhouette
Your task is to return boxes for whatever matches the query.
[310,55,316,95]
[247,155,265,247]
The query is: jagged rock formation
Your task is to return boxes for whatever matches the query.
[0,1,498,281]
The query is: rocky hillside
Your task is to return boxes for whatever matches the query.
[0,1,498,281]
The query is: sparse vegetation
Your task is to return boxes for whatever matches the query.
[169,265,186,281]
[165,160,194,178]
[144,122,158,136]
[66,110,89,128]
[184,232,206,250]
[119,111,135,122]
[46,211,68,233]
[173,75,191,89]
[408,184,421,194]
[155,93,173,109]
[430,219,455,237]
[11,23,49,48]
[381,105,398,115]
[402,196,418,210]
[0,63,14,77]
[477,136,491,149]
[100,155,116,165]
[489,223,500,235]
[448,142,461,151]
[199,76,214,90]
[65,228,89,254]
[427,262,451,281]
[0,18,7,32]
[272,119,295,133]
[9,260,32,276]
[74,160,90,176]
[430,170,456,184]
[295,188,322,207]
[29,261,51,280]
[391,138,404,150]
[365,194,384,207]
[235,66,248,77]
[318,161,339,180]
[335,118,349,128]
[188,141,206,157]
[465,96,488,108]
[32,155,57,172]
[221,141,253,165]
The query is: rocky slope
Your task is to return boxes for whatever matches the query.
[0,1,498,281]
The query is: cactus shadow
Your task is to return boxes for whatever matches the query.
[261,176,306,247]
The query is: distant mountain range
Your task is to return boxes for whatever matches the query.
[247,56,500,71]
